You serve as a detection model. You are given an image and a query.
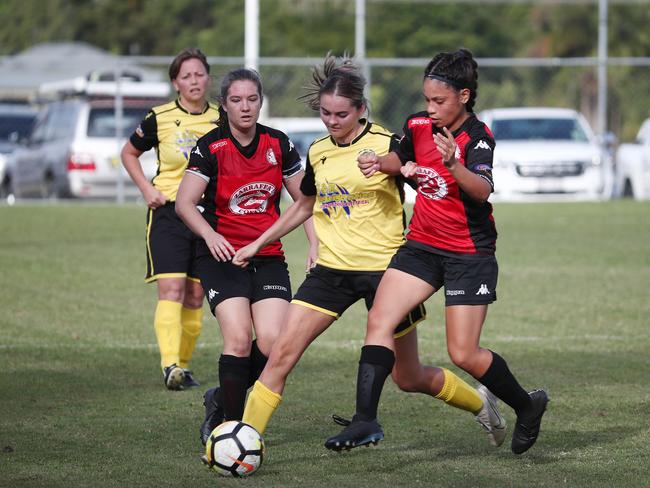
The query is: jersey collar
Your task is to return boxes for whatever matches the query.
[175,99,211,115]
[330,118,371,147]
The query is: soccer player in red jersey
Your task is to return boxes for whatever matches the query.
[175,68,317,442]
[326,49,548,455]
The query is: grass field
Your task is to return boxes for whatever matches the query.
[1,201,649,488]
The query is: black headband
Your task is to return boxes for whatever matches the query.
[425,74,467,90]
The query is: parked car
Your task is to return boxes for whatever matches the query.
[0,103,38,198]
[478,107,612,201]
[615,118,650,200]
[10,79,169,199]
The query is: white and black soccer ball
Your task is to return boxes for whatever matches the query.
[204,421,265,477]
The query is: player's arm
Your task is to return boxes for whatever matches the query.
[435,127,492,202]
[121,111,167,208]
[283,169,318,268]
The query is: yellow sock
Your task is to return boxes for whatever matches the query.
[242,381,282,435]
[154,300,183,370]
[434,368,483,414]
[179,306,203,369]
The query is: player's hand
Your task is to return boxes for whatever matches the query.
[205,231,236,262]
[357,149,380,178]
[143,185,168,209]
[232,241,260,268]
[433,127,458,169]
[401,161,418,178]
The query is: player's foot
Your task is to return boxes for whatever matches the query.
[163,364,185,391]
[324,415,384,451]
[511,389,549,454]
[182,369,200,388]
[200,387,225,446]
[475,385,507,447]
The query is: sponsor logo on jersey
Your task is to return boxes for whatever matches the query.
[416,166,448,201]
[208,289,219,300]
[317,182,374,218]
[135,125,144,138]
[229,182,276,214]
[476,284,491,295]
[266,148,278,165]
[474,140,491,151]
[174,119,181,126]
[408,117,432,127]
[175,130,199,161]
[192,145,203,158]
[209,140,228,152]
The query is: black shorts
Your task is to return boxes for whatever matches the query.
[292,265,426,338]
[388,242,498,306]
[195,241,292,312]
[145,202,200,282]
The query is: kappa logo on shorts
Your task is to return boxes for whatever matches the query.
[208,289,219,300]
[446,289,465,296]
[476,284,491,295]
[263,285,288,292]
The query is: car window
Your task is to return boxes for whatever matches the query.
[491,118,589,142]
[0,114,36,141]
[287,131,327,160]
[49,103,79,140]
[87,107,150,137]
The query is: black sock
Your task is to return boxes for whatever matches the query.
[248,339,268,388]
[218,354,251,421]
[478,351,532,414]
[355,345,395,422]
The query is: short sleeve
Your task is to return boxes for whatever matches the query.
[280,133,303,179]
[129,110,158,152]
[393,119,416,164]
[465,137,496,190]
[185,137,214,182]
[299,156,317,196]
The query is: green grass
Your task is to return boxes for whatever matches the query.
[1,200,649,487]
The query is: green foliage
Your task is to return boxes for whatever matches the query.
[1,201,650,487]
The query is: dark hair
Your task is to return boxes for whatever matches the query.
[216,68,264,126]
[300,53,368,113]
[168,47,210,80]
[424,48,478,113]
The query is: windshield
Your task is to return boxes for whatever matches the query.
[0,114,36,141]
[491,117,589,142]
[87,107,150,138]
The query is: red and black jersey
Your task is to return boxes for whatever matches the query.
[395,112,497,255]
[186,123,302,257]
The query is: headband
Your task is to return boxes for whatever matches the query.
[425,74,467,90]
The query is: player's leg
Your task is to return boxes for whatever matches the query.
[179,277,204,386]
[244,304,335,434]
[325,268,432,450]
[155,277,186,390]
[445,305,547,454]
[213,296,254,422]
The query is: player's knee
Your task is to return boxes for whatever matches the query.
[223,333,253,357]
[367,307,392,334]
[448,348,478,373]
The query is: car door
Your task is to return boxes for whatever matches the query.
[12,107,52,197]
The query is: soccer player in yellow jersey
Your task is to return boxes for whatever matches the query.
[231,54,505,449]
[121,48,219,390]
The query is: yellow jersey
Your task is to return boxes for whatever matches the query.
[301,120,407,271]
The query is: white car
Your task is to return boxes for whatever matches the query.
[478,107,612,201]
[616,118,650,200]
[10,79,169,199]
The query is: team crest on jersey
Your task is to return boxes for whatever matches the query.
[229,182,276,214]
[266,148,278,165]
[417,166,448,200]
[175,130,199,161]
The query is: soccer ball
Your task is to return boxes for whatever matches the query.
[204,421,265,477]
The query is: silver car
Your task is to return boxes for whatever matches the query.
[9,97,161,199]
[0,103,38,198]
